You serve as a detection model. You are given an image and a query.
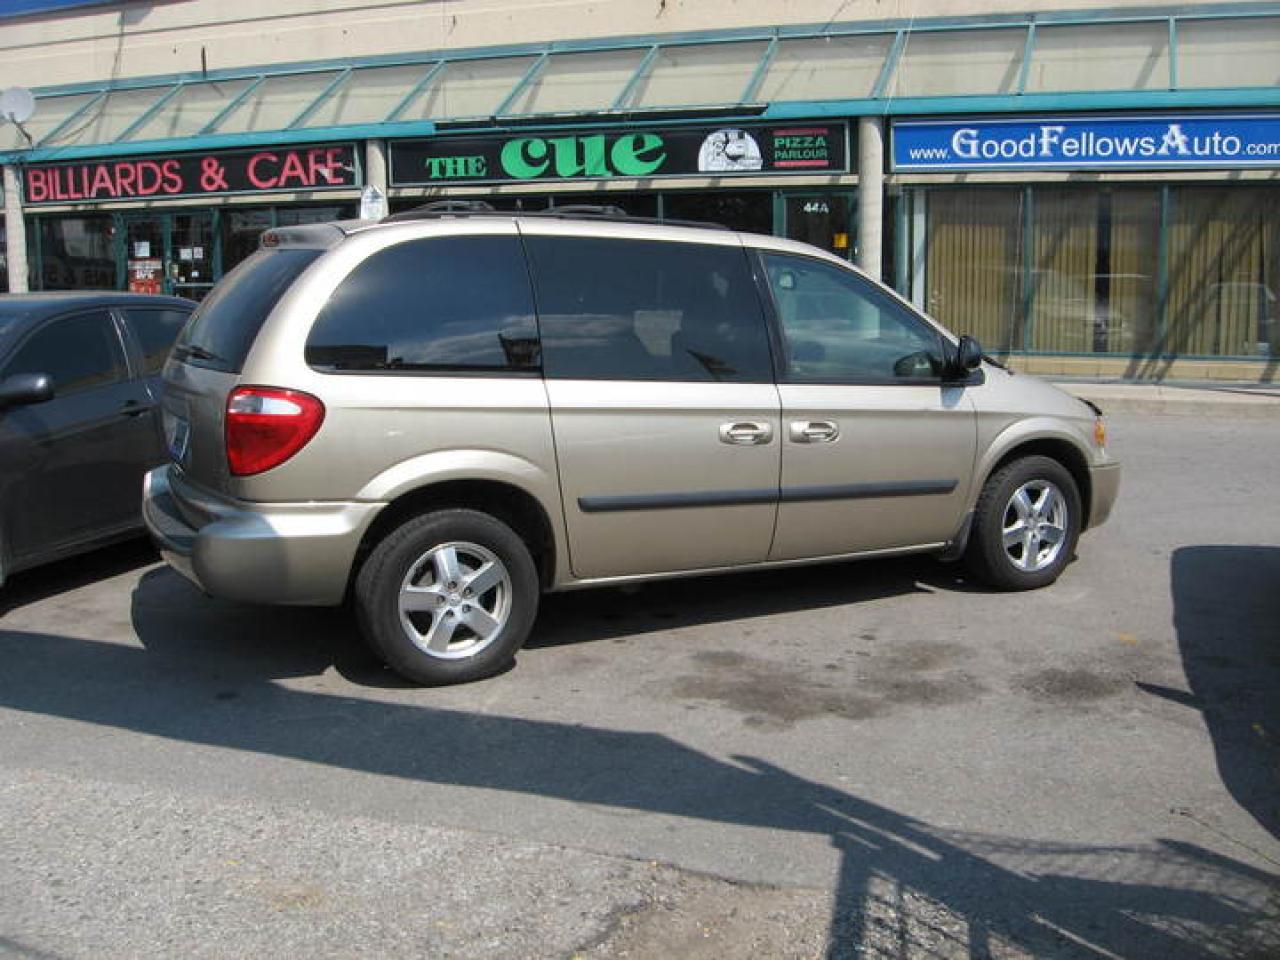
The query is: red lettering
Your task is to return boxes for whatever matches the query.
[114,162,138,196]
[247,152,277,189]
[89,164,115,198]
[137,160,163,195]
[306,147,342,186]
[162,159,182,194]
[277,150,307,187]
[25,169,47,202]
[327,147,346,184]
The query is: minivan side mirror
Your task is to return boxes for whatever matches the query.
[0,372,55,410]
[946,335,984,379]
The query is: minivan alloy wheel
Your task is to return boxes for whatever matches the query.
[1002,480,1068,573]
[399,541,512,659]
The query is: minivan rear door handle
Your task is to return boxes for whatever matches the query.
[120,399,153,418]
[719,421,773,445]
[789,420,839,443]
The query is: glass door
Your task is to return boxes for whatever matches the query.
[783,193,855,260]
[170,212,215,301]
[120,212,216,300]
[123,215,165,296]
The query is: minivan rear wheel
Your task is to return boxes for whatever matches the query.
[964,455,1081,591]
[355,509,539,685]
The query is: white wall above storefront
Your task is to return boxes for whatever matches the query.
[0,0,1203,89]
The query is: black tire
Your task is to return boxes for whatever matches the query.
[355,508,539,685]
[964,455,1081,591]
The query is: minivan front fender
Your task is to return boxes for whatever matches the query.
[971,416,1097,525]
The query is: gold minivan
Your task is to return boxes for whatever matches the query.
[143,206,1120,685]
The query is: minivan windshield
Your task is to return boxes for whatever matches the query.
[174,247,322,372]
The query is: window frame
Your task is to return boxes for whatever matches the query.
[525,232,777,385]
[304,233,543,378]
[750,248,976,387]
[0,307,132,396]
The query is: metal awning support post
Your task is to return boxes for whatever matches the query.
[3,164,29,292]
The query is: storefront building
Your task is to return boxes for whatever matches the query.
[2,1,1278,380]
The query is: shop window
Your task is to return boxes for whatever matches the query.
[924,189,1025,353]
[306,236,538,373]
[1166,188,1280,359]
[38,216,115,291]
[664,191,771,234]
[275,205,354,228]
[527,235,772,382]
[1028,188,1159,355]
[222,205,354,276]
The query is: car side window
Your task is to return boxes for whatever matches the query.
[525,235,773,382]
[305,235,539,373]
[123,307,192,375]
[763,252,944,383]
[1,310,127,396]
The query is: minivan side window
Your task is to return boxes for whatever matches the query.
[306,235,539,373]
[2,310,127,396]
[763,252,945,383]
[525,235,772,382]
[123,307,192,375]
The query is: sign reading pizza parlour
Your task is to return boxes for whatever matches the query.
[389,122,849,186]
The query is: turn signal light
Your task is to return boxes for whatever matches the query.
[1094,416,1107,448]
[226,386,325,476]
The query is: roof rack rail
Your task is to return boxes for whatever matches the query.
[382,200,727,231]
[383,199,496,222]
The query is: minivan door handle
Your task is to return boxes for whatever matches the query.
[789,420,840,443]
[120,399,153,418]
[719,421,773,445]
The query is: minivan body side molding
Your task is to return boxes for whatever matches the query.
[578,479,958,514]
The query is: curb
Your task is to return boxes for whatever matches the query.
[1054,383,1280,419]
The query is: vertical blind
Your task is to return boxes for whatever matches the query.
[925,184,1277,359]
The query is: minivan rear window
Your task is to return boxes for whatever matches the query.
[173,247,321,372]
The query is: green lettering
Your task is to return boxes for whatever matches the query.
[551,134,610,178]
[425,155,487,179]
[611,133,666,177]
[501,138,550,179]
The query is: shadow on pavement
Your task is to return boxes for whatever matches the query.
[0,565,1275,957]
[0,537,157,618]
[1147,546,1280,841]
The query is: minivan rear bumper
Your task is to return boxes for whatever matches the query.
[142,465,382,606]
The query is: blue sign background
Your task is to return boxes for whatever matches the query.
[893,114,1280,171]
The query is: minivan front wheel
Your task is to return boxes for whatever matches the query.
[965,455,1081,591]
[355,509,539,685]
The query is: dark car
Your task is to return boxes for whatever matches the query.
[0,292,194,585]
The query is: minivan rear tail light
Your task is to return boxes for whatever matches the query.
[225,387,325,476]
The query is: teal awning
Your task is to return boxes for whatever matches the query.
[3,4,1279,163]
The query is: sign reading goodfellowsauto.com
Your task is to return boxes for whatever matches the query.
[893,114,1280,171]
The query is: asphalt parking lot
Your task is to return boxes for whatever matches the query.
[2,412,1278,959]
